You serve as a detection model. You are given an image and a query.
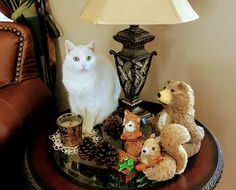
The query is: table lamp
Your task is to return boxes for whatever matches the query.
[80,0,199,107]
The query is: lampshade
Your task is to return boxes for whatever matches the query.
[80,0,199,25]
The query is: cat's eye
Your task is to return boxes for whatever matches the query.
[73,56,80,62]
[86,56,92,61]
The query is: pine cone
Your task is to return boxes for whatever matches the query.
[78,136,96,161]
[103,114,123,139]
[113,107,125,118]
[95,141,118,168]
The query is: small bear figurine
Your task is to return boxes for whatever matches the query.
[117,110,144,162]
[153,80,205,157]
[136,123,191,181]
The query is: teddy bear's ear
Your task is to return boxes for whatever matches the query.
[167,80,174,84]
[178,81,187,91]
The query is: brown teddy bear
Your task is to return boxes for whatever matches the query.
[117,110,144,162]
[153,80,205,157]
[135,123,191,181]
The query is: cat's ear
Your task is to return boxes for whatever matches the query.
[65,40,75,54]
[87,40,95,52]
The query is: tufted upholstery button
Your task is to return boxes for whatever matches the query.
[19,37,24,42]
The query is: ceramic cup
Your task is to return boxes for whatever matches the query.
[56,113,82,147]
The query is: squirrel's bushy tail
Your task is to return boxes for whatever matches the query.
[160,124,191,174]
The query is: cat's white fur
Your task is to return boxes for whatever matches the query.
[62,40,121,134]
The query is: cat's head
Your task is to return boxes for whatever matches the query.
[64,40,96,71]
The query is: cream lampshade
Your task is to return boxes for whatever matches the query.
[80,0,199,107]
[80,0,199,25]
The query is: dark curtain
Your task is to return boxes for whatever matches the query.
[0,0,60,92]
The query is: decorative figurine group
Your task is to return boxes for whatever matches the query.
[115,80,204,182]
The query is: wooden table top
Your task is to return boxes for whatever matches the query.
[23,102,223,190]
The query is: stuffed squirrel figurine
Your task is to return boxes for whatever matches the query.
[117,110,144,162]
[152,80,205,157]
[136,124,190,181]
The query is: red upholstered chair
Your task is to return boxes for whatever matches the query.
[0,20,55,188]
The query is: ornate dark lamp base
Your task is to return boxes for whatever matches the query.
[110,25,157,107]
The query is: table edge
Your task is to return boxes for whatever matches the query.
[201,135,224,190]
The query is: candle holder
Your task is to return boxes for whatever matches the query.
[56,113,83,147]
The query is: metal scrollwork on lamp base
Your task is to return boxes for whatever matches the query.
[110,25,157,108]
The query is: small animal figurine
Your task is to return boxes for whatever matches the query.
[136,124,191,181]
[118,110,144,162]
[62,40,121,134]
[153,80,205,157]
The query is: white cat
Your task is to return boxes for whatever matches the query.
[62,40,121,134]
